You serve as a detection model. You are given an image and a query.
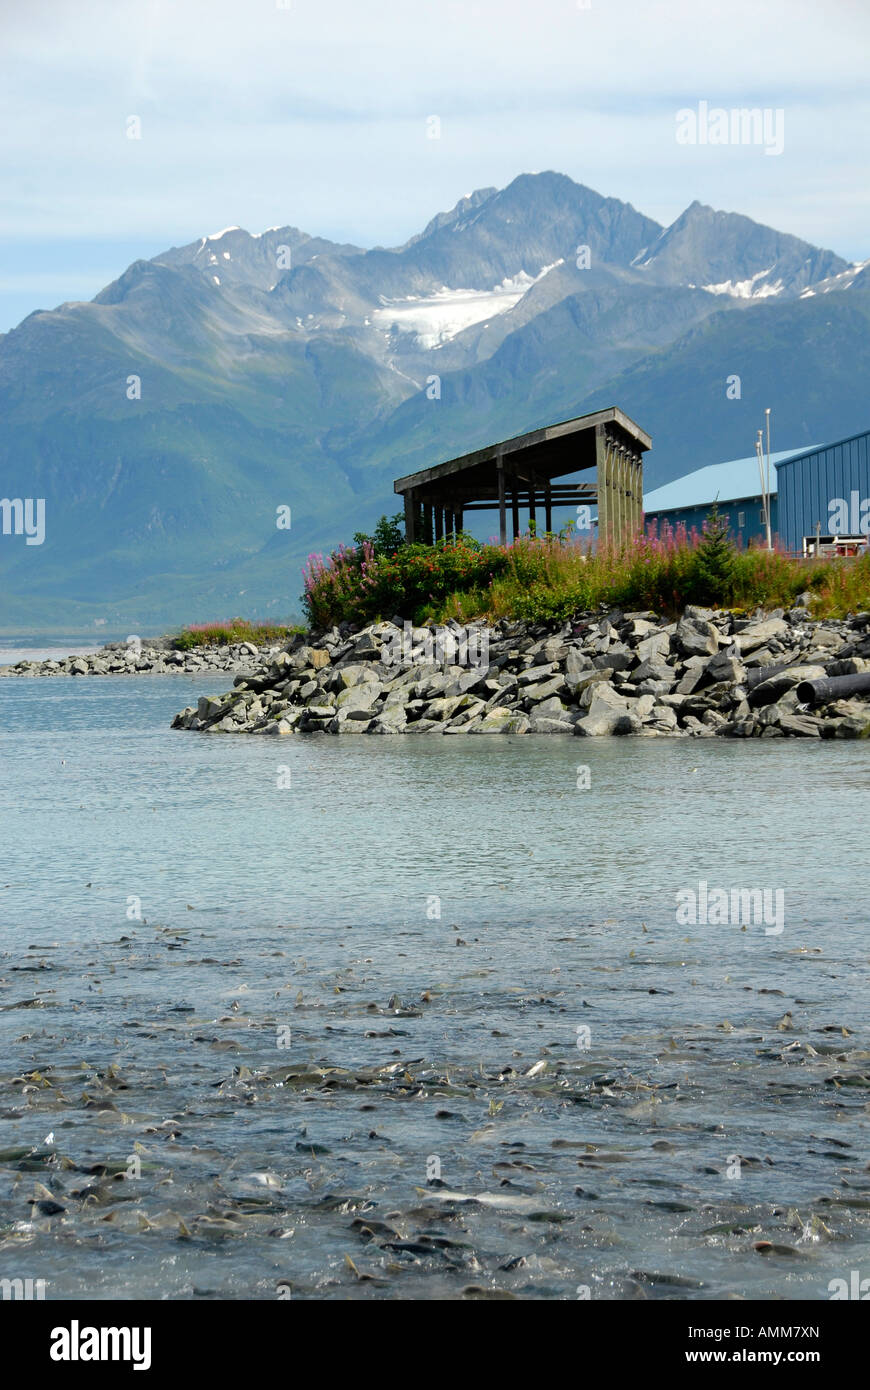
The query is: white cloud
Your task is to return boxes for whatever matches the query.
[0,0,868,327]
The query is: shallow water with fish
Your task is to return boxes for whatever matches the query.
[1,674,868,1299]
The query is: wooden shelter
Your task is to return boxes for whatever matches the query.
[393,406,650,545]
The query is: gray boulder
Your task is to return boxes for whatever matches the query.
[778,713,822,737]
[735,617,789,654]
[334,683,380,713]
[574,710,642,736]
[673,617,719,658]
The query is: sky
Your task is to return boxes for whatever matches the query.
[1,0,869,332]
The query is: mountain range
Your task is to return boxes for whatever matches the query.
[2,170,868,632]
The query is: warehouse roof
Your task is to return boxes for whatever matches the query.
[773,427,870,473]
[643,445,820,514]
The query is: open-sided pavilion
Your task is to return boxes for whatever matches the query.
[393,406,651,546]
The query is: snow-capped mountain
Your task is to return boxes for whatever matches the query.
[1,171,866,629]
[630,200,848,299]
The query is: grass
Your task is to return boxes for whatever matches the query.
[809,549,870,619]
[302,523,870,630]
[171,619,305,650]
[444,533,870,624]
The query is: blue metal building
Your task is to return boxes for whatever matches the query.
[644,429,870,553]
[642,448,800,545]
[775,430,870,553]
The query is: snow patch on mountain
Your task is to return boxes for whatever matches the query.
[800,259,870,298]
[372,263,562,348]
[630,235,665,269]
[701,267,784,299]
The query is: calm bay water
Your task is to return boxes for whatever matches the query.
[0,640,107,666]
[1,675,868,1299]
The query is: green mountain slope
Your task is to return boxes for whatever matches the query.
[0,172,864,632]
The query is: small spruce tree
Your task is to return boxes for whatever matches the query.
[353,512,406,556]
[692,502,735,604]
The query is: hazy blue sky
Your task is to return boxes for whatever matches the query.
[1,0,868,331]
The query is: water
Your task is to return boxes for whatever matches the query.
[1,675,868,1300]
[0,642,107,666]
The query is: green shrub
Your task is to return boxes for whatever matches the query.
[302,534,511,628]
[300,520,870,630]
[172,620,303,650]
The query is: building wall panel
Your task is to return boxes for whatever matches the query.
[777,433,870,551]
[644,495,774,547]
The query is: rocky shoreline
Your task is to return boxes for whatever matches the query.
[0,638,260,678]
[170,603,870,738]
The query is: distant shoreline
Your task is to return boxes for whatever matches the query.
[0,635,260,678]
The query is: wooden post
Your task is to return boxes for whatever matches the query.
[497,454,507,545]
[424,504,434,546]
[455,507,463,536]
[528,488,536,533]
[626,458,634,536]
[434,505,444,542]
[625,452,633,537]
[595,426,609,545]
[545,484,552,536]
[403,490,416,544]
[512,486,520,540]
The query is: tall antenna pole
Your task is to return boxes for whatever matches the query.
[764,407,772,550]
[756,429,765,545]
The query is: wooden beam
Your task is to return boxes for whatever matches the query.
[511,487,520,540]
[510,466,550,489]
[545,485,552,535]
[409,481,598,505]
[460,495,599,511]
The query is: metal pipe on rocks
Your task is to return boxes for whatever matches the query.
[744,664,791,691]
[796,672,870,705]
